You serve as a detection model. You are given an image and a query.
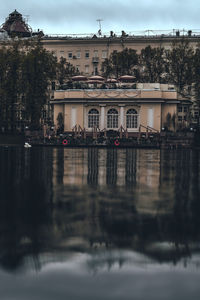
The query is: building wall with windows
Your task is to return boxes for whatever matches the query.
[42,35,200,76]
[51,86,180,133]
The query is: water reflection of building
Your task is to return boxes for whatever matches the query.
[1,147,200,273]
[52,148,160,188]
[53,148,88,186]
[53,148,139,188]
[52,148,164,215]
[88,148,98,185]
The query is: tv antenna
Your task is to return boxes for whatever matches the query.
[96,19,103,36]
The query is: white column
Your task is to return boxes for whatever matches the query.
[148,108,154,128]
[64,104,68,131]
[71,107,77,129]
[100,105,106,130]
[119,105,125,128]
[83,106,87,129]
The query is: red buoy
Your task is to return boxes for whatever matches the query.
[62,139,68,145]
[114,139,120,146]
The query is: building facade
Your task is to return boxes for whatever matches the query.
[51,83,184,134]
[42,33,200,76]
[0,11,198,128]
[1,11,200,77]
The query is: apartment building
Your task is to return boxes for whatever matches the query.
[42,32,200,76]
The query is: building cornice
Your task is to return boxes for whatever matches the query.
[50,98,179,105]
[41,36,200,46]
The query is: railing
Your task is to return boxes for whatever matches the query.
[92,57,99,63]
[118,125,128,138]
[42,29,200,40]
[138,124,159,139]
[147,125,159,133]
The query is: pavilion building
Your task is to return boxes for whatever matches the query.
[51,83,190,134]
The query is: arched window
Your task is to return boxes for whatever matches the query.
[88,109,99,128]
[107,108,118,128]
[126,109,138,128]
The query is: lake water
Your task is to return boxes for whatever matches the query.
[0,146,200,300]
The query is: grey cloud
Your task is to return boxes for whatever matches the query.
[0,263,200,300]
[0,0,200,34]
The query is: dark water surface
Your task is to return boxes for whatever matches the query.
[0,147,200,300]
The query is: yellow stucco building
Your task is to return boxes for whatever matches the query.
[1,11,200,77]
[0,11,195,128]
[42,33,200,76]
[51,83,183,134]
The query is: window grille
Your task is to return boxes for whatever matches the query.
[178,116,183,121]
[88,109,99,128]
[126,109,138,128]
[85,51,90,58]
[178,106,182,113]
[107,109,118,128]
[76,51,81,58]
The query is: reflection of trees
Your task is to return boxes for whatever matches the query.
[159,150,200,260]
[0,147,53,271]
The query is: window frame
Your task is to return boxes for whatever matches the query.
[68,52,73,59]
[126,109,138,129]
[88,109,100,128]
[76,51,81,59]
[107,108,118,129]
[178,116,183,122]
[102,50,107,59]
[178,106,182,113]
[85,51,90,59]
[85,65,89,74]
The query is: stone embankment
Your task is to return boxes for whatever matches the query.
[0,132,199,149]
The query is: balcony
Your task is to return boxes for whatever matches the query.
[92,57,99,64]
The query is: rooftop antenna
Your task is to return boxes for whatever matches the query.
[96,19,103,36]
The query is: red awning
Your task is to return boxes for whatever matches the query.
[89,75,104,81]
[106,78,117,83]
[118,75,135,82]
[71,75,88,81]
[87,80,104,84]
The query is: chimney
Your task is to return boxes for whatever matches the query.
[121,30,126,37]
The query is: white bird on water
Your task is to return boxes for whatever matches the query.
[24,142,32,148]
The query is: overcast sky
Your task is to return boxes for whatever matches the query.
[0,0,200,35]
